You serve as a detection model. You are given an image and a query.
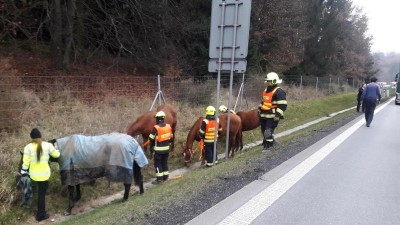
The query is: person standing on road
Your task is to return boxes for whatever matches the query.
[149,111,173,184]
[21,128,60,222]
[199,106,222,167]
[357,83,366,112]
[361,77,381,127]
[259,72,287,152]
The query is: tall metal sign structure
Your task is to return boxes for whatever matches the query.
[208,0,251,163]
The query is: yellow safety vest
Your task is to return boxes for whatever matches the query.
[22,141,60,181]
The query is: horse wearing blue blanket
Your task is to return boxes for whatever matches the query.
[50,133,148,215]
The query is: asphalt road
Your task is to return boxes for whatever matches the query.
[187,99,400,225]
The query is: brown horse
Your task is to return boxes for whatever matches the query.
[182,113,242,167]
[236,109,260,131]
[126,105,177,152]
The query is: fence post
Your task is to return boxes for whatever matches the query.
[315,77,318,96]
[300,75,303,97]
[149,75,166,110]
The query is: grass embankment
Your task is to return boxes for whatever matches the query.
[59,93,360,225]
[0,92,359,224]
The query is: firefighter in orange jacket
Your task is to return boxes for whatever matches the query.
[259,72,287,152]
[149,111,173,184]
[199,106,222,167]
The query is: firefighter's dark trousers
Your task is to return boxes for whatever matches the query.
[260,118,278,148]
[204,142,217,167]
[154,152,169,181]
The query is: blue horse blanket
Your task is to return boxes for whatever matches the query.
[56,133,148,186]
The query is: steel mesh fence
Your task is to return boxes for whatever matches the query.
[0,74,360,130]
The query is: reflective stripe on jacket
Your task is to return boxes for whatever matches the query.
[22,142,60,181]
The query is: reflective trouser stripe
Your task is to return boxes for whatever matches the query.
[260,114,275,118]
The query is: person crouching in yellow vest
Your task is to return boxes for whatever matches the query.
[21,128,60,222]
[199,106,222,167]
[149,111,173,184]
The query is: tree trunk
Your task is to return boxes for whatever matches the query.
[63,0,76,72]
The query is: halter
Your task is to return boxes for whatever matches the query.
[183,148,194,163]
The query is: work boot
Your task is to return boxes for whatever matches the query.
[261,145,270,153]
[151,179,163,185]
[163,175,169,182]
[36,213,49,222]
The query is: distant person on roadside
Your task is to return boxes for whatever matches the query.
[199,106,222,167]
[149,111,173,185]
[356,83,366,112]
[361,77,381,127]
[21,128,60,222]
[259,72,287,152]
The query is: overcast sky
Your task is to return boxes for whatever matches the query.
[351,0,400,53]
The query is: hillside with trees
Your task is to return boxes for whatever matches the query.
[1,0,376,80]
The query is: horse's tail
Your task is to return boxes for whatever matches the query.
[133,161,144,194]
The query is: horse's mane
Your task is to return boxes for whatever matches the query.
[126,111,155,136]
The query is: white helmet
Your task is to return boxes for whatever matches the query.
[155,111,166,119]
[264,72,282,84]
[219,105,228,113]
[205,106,216,116]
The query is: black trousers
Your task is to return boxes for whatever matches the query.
[364,98,377,125]
[204,142,217,166]
[154,152,169,180]
[356,99,364,112]
[36,180,49,217]
[260,118,278,148]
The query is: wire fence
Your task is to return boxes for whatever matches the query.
[0,74,364,130]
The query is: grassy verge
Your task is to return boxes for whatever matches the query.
[0,91,361,224]
[60,104,361,225]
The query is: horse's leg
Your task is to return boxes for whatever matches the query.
[123,183,131,200]
[170,135,175,152]
[75,184,81,201]
[66,185,75,215]
[171,126,176,152]
[229,135,235,158]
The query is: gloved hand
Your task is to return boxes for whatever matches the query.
[20,170,29,177]
[274,116,280,122]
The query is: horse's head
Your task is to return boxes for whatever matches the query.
[47,139,60,163]
[182,142,193,167]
